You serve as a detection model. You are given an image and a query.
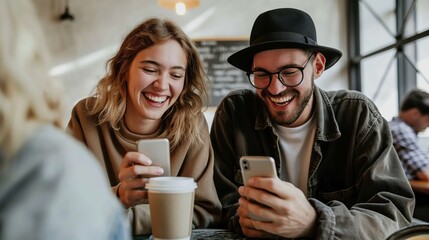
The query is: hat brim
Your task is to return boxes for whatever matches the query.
[227,41,342,73]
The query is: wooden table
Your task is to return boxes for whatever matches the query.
[133,229,244,240]
[410,180,429,195]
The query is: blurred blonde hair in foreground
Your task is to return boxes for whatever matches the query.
[0,0,65,159]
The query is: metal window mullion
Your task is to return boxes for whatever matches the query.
[347,0,361,91]
[396,0,417,103]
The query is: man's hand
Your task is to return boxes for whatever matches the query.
[416,169,429,181]
[237,177,317,239]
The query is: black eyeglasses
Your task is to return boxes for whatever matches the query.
[247,52,314,89]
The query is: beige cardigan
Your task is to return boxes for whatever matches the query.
[67,98,221,235]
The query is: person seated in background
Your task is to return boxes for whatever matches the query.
[210,8,415,239]
[67,18,221,235]
[0,0,130,239]
[389,88,429,222]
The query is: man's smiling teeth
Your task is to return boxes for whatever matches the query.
[144,93,167,103]
[270,95,293,104]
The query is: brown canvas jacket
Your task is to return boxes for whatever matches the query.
[68,98,221,235]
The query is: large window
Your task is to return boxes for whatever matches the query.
[416,1,429,92]
[348,0,429,121]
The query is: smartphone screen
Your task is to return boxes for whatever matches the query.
[137,138,171,176]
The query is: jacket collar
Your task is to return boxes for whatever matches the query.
[254,86,341,142]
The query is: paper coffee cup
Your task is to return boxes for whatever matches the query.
[146,177,197,240]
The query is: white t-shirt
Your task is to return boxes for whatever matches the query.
[273,113,316,196]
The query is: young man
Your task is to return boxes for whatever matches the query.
[389,89,429,222]
[211,8,415,239]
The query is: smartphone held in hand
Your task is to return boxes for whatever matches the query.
[240,156,278,222]
[137,138,171,176]
[240,156,278,184]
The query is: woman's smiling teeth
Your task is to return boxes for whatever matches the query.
[144,93,167,103]
[269,95,293,105]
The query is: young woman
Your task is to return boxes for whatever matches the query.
[67,18,221,235]
[0,0,130,239]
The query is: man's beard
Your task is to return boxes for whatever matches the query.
[261,76,315,126]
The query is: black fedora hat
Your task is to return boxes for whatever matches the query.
[228,8,342,73]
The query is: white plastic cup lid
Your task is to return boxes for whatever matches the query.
[146,176,197,192]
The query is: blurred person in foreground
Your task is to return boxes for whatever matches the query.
[389,88,429,222]
[0,0,130,239]
[67,18,221,235]
[211,8,415,239]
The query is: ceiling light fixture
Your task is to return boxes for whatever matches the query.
[158,0,200,16]
[59,0,74,21]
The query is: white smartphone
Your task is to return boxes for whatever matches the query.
[240,156,278,184]
[137,138,171,176]
[239,156,278,222]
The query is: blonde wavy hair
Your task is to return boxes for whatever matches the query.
[87,18,208,150]
[0,0,65,160]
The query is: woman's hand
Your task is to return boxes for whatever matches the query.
[117,151,164,208]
